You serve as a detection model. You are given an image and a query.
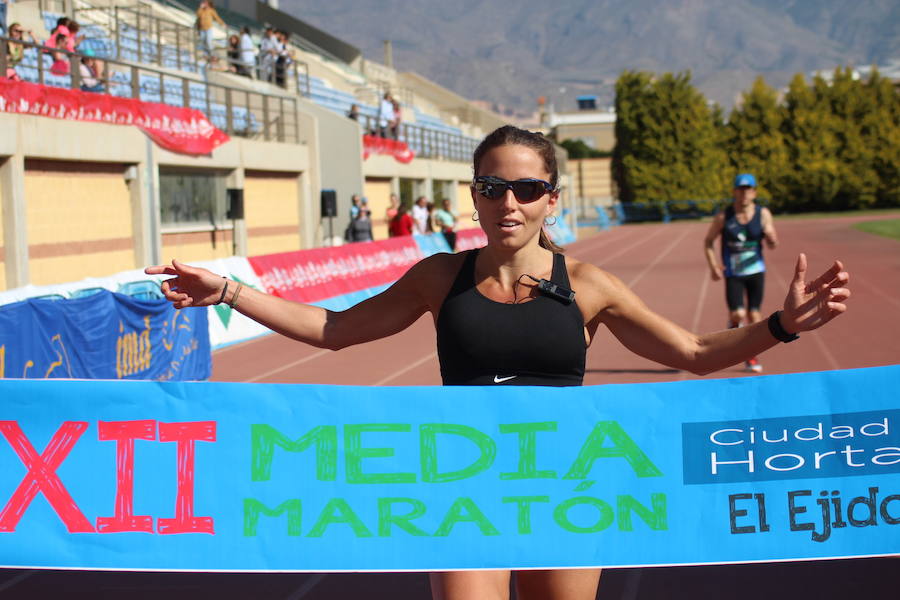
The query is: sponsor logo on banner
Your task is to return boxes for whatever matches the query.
[454,228,488,252]
[248,237,423,302]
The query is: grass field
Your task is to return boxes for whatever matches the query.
[775,207,900,220]
[854,218,900,241]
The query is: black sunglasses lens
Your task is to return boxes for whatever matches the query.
[510,181,543,202]
[475,178,548,202]
[476,180,502,199]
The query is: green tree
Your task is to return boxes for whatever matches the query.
[613,71,728,205]
[780,73,844,211]
[861,68,900,207]
[559,139,611,159]
[725,76,789,209]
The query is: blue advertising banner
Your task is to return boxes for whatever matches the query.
[0,292,210,381]
[0,365,898,572]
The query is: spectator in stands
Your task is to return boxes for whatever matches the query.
[46,16,69,48]
[66,21,83,52]
[49,35,70,76]
[411,196,430,235]
[347,103,359,121]
[377,92,395,138]
[274,30,292,88]
[46,18,81,54]
[388,204,414,237]
[5,23,36,81]
[79,49,104,93]
[195,0,224,58]
[226,34,244,75]
[346,206,374,243]
[433,198,458,250]
[390,98,402,139]
[385,193,400,235]
[239,26,255,78]
[258,26,276,82]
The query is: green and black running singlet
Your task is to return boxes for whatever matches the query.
[436,249,586,387]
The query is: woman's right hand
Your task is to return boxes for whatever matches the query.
[144,260,226,309]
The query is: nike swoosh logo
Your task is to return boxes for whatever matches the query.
[493,375,517,384]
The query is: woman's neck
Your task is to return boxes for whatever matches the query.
[477,243,553,288]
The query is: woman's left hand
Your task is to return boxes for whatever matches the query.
[781,253,850,333]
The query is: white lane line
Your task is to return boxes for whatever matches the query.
[374,352,438,386]
[679,259,712,381]
[625,225,694,288]
[571,223,669,267]
[282,573,327,600]
[243,349,332,383]
[853,277,900,311]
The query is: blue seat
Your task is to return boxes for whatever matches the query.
[118,280,164,300]
[69,287,106,298]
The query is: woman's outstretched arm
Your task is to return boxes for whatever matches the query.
[582,253,850,375]
[145,257,437,351]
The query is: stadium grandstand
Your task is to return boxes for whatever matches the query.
[0,0,577,294]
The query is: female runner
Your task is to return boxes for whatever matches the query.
[146,125,850,600]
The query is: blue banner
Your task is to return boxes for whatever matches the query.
[0,291,210,381]
[0,366,898,571]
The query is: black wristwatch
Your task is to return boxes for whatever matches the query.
[768,311,799,343]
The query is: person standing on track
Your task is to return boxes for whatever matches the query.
[147,126,849,600]
[704,173,779,373]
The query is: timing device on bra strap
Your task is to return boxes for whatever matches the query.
[536,278,576,304]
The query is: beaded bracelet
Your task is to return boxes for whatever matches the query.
[229,282,244,309]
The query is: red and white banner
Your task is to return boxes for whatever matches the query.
[454,227,487,251]
[362,134,415,163]
[0,79,229,155]
[248,237,423,303]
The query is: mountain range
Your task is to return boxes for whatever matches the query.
[281,0,900,116]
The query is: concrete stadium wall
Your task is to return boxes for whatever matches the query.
[244,170,303,256]
[24,160,135,286]
[363,177,393,240]
[456,182,475,223]
[296,97,365,244]
[570,158,613,198]
[0,112,315,290]
[554,122,616,152]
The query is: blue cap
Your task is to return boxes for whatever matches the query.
[734,173,757,188]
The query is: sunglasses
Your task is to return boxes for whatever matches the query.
[473,176,556,203]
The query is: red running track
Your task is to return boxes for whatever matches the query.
[213,213,900,385]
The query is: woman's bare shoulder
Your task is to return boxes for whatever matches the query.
[564,255,627,315]
[403,251,469,310]
[565,255,619,288]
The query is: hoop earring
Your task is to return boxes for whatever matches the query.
[472,211,479,222]
[544,215,557,226]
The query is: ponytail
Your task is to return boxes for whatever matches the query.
[539,228,564,253]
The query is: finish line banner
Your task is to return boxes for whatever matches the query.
[1,366,898,572]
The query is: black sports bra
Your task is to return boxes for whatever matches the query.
[436,250,586,386]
